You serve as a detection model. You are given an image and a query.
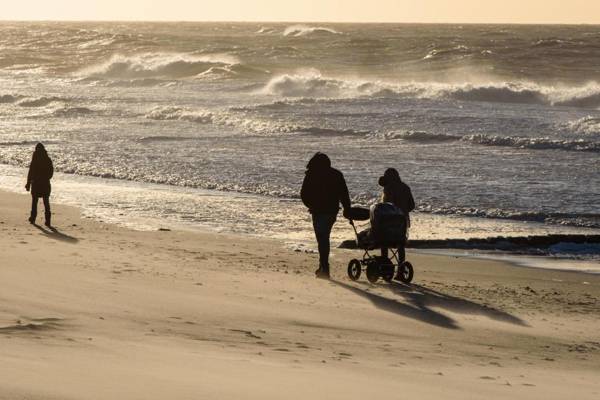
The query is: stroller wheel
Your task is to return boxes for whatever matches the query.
[366,262,380,283]
[382,269,394,283]
[347,259,361,281]
[397,261,414,283]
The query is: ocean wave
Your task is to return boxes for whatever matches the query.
[566,116,600,136]
[373,130,599,152]
[257,26,276,34]
[260,71,600,108]
[423,45,471,60]
[145,105,368,137]
[448,84,546,104]
[297,127,370,136]
[145,106,300,134]
[16,96,68,107]
[532,38,574,48]
[262,71,376,98]
[372,131,460,142]
[283,25,339,37]
[136,135,196,143]
[463,134,599,153]
[79,53,242,80]
[50,106,93,117]
[196,63,268,80]
[0,140,46,147]
[553,90,600,108]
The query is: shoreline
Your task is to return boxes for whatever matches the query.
[1,188,599,399]
[1,163,599,273]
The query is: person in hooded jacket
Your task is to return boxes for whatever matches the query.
[25,143,54,227]
[378,168,415,279]
[301,152,351,279]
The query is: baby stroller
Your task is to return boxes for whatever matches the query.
[344,203,414,284]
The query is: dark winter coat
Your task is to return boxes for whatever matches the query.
[27,151,54,198]
[382,180,415,216]
[301,167,351,215]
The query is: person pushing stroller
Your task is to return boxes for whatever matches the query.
[301,152,351,279]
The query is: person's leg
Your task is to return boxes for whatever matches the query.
[29,195,38,224]
[397,247,405,263]
[43,195,51,227]
[312,214,337,276]
[394,246,407,280]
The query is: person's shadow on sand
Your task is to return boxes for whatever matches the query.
[331,280,460,329]
[331,279,527,330]
[33,224,78,244]
[389,282,527,327]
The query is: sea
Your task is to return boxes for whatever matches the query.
[0,22,599,269]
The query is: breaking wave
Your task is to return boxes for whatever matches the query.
[463,134,600,153]
[262,71,378,98]
[283,25,340,37]
[566,116,600,136]
[79,53,242,79]
[16,96,68,107]
[145,106,368,136]
[372,131,460,142]
[375,130,599,152]
[257,26,276,34]
[449,84,546,104]
[260,71,600,109]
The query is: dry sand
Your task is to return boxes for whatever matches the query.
[0,189,599,399]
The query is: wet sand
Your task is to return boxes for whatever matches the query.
[0,189,598,399]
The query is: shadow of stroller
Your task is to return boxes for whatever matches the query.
[330,280,460,330]
[385,281,527,327]
[33,224,78,244]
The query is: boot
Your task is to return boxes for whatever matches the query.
[44,211,52,228]
[315,262,330,280]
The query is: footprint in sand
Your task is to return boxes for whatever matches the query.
[0,317,63,334]
[229,329,261,339]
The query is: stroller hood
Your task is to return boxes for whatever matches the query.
[344,207,370,221]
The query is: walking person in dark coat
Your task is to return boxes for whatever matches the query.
[25,143,54,227]
[300,152,351,279]
[378,168,415,280]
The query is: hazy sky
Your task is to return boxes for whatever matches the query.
[3,0,600,24]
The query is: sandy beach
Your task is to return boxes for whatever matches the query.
[0,188,598,399]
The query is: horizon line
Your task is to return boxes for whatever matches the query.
[0,19,599,26]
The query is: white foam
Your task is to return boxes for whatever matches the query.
[283,25,339,37]
[79,53,241,80]
[260,71,600,109]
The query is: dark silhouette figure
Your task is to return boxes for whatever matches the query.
[378,168,415,278]
[301,152,351,279]
[25,143,54,227]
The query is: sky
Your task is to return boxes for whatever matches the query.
[2,0,600,24]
